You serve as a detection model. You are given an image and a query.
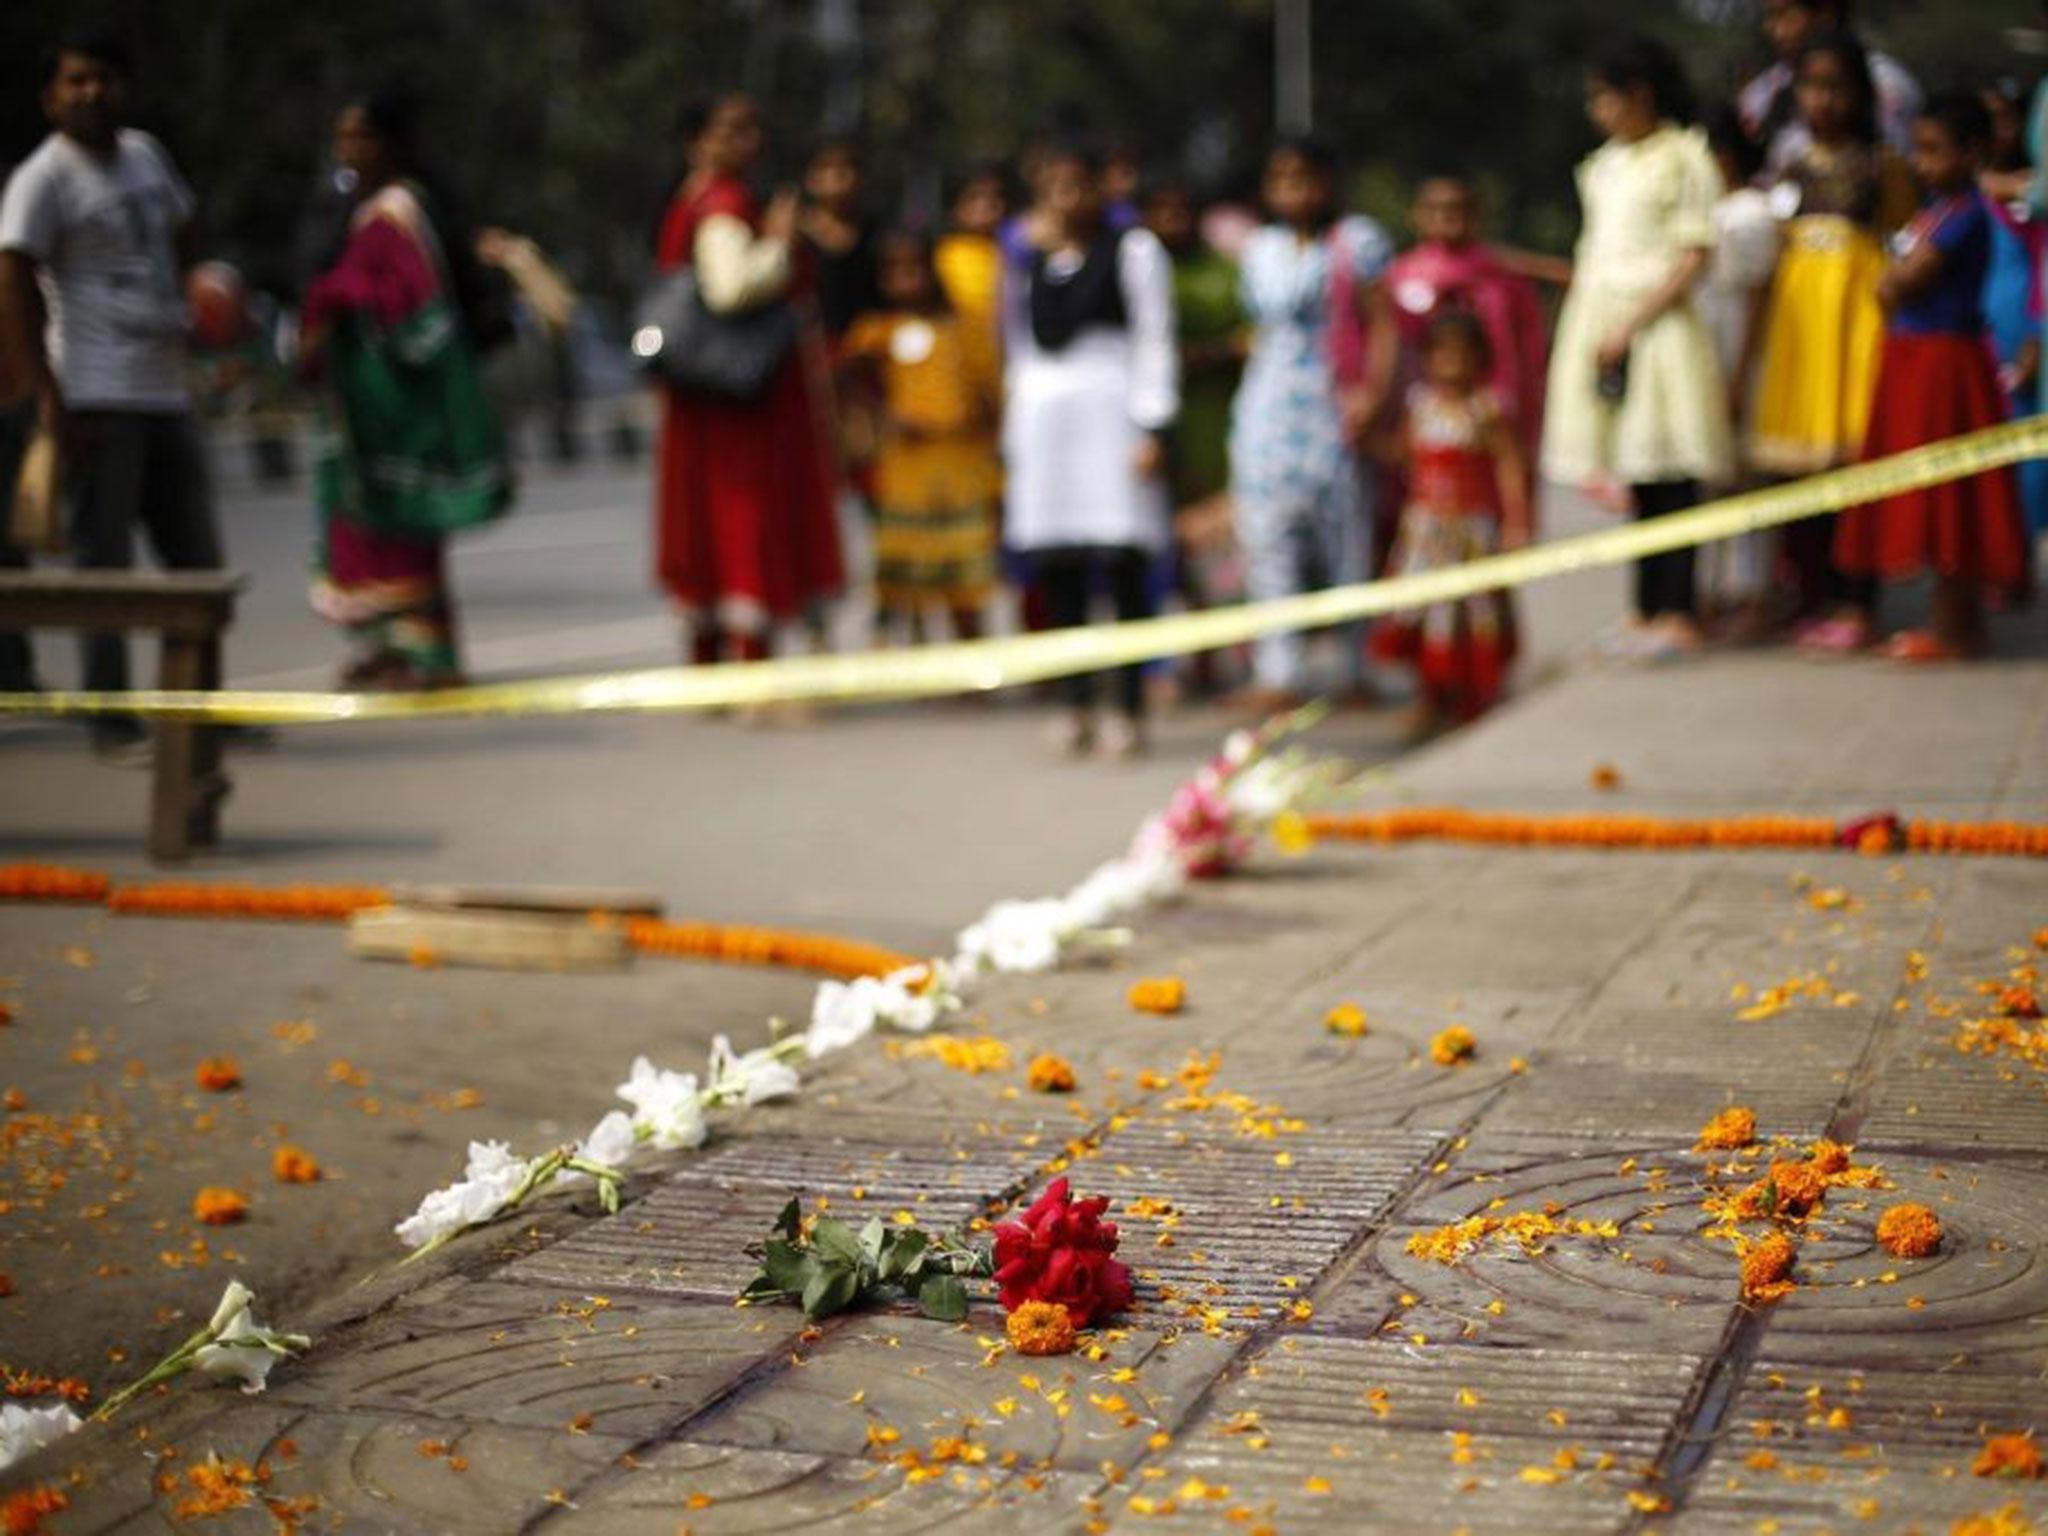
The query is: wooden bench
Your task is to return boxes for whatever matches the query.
[0,570,248,863]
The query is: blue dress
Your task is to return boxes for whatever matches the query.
[1984,195,2048,536]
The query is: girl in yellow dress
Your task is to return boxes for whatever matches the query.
[841,230,1002,641]
[1746,32,1916,644]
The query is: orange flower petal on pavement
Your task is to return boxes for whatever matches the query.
[1741,1233,1797,1304]
[1973,1432,2044,1480]
[1324,1003,1368,1037]
[1696,1106,1756,1150]
[1429,1026,1476,1067]
[1875,1202,1941,1258]
[1027,1054,1077,1093]
[271,1146,321,1184]
[1006,1300,1077,1357]
[192,1187,249,1226]
[1127,977,1187,1015]
[194,1056,242,1092]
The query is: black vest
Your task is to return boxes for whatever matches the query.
[1029,227,1128,351]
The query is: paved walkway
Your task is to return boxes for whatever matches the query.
[11,628,2048,1535]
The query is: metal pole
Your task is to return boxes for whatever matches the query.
[1276,0,1312,133]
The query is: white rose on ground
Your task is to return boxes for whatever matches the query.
[191,1285,310,1394]
[394,1139,534,1249]
[0,1401,82,1473]
[575,1109,638,1170]
[955,898,1069,975]
[806,977,883,1057]
[706,1034,801,1106]
[615,1057,707,1150]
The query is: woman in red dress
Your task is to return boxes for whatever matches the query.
[654,94,842,663]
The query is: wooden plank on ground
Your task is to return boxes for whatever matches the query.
[349,905,631,972]
[388,882,665,917]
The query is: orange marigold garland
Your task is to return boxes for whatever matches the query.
[0,1484,70,1536]
[107,882,391,921]
[1295,808,2048,858]
[1875,1202,1942,1258]
[623,917,916,980]
[0,864,109,903]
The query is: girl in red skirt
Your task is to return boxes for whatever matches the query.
[1373,310,1533,731]
[1834,93,2030,661]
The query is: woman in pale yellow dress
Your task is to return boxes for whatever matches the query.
[1544,37,1732,657]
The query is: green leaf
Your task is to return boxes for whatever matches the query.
[772,1197,803,1240]
[802,1259,862,1318]
[878,1228,928,1283]
[859,1217,886,1267]
[811,1216,863,1266]
[918,1274,968,1322]
[760,1239,810,1294]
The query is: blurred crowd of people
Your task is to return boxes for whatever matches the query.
[2,2,2044,764]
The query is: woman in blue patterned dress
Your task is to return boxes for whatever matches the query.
[1227,137,1397,709]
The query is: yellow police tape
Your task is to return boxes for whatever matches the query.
[3,416,2044,725]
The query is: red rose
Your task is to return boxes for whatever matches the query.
[991,1177,1134,1328]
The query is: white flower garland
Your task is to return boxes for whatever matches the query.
[390,708,1350,1258]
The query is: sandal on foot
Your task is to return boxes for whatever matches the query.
[1881,629,1964,663]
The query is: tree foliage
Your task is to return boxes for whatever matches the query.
[0,0,2033,310]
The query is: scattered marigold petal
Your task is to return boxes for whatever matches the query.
[1429,1026,1476,1067]
[1006,1300,1077,1357]
[1324,1003,1368,1037]
[192,1187,248,1226]
[193,1056,242,1092]
[1875,1202,1942,1259]
[1127,977,1187,1015]
[1027,1054,1077,1094]
[1973,1432,2044,1480]
[270,1146,321,1184]
[1697,1106,1756,1150]
[1741,1233,1798,1305]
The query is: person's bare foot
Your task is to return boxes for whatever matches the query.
[1097,713,1147,761]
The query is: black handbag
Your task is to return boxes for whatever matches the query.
[631,266,797,401]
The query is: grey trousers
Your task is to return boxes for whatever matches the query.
[68,410,222,694]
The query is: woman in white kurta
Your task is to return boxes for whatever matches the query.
[1003,145,1179,759]
[1544,37,1731,656]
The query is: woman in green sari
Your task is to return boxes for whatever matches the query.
[301,93,509,689]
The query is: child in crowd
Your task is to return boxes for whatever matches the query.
[1696,108,1782,637]
[1748,32,1915,648]
[1373,311,1531,731]
[934,164,1008,352]
[841,231,1002,645]
[1004,143,1179,758]
[1835,93,2029,660]
[1386,176,1549,461]
[1543,36,1731,659]
[1228,136,1395,709]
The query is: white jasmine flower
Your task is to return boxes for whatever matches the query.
[806,976,883,1057]
[615,1057,707,1150]
[1221,727,1259,766]
[705,1034,801,1106]
[575,1109,638,1169]
[191,1283,311,1394]
[876,960,962,1032]
[0,1401,82,1473]
[955,898,1070,975]
[394,1139,534,1249]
